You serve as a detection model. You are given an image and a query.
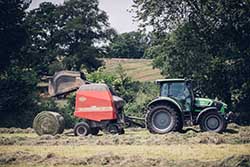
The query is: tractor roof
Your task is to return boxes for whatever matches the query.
[155,79,185,84]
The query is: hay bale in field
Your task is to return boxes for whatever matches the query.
[33,111,65,136]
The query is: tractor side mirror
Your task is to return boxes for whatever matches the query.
[193,85,205,97]
[194,89,202,97]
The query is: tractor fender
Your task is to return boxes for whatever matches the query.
[147,97,182,112]
[195,107,217,124]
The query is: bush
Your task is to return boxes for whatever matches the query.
[0,67,39,128]
[124,82,158,117]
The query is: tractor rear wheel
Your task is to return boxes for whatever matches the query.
[74,122,90,136]
[146,105,179,134]
[199,112,226,133]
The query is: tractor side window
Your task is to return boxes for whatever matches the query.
[169,82,191,112]
[169,82,185,99]
[161,83,169,96]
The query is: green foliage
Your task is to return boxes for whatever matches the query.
[108,31,148,58]
[124,82,158,117]
[24,0,114,75]
[112,64,140,103]
[0,0,40,128]
[0,68,39,128]
[60,93,79,128]
[87,67,118,86]
[0,0,30,72]
[88,65,140,103]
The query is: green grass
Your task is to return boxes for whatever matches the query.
[103,58,164,82]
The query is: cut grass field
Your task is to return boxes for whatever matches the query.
[1,124,250,167]
[103,58,164,82]
[1,144,250,161]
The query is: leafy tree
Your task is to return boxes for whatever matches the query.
[87,65,140,103]
[134,0,250,122]
[24,0,114,75]
[124,82,158,117]
[0,68,39,128]
[108,31,148,58]
[0,0,40,128]
[0,0,30,72]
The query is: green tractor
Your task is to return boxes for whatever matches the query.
[146,79,235,133]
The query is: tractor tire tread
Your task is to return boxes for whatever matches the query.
[199,112,226,133]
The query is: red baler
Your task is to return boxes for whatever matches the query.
[74,83,125,136]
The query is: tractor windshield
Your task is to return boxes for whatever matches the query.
[161,82,192,112]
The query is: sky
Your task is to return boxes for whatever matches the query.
[29,0,139,33]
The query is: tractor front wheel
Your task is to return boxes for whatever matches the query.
[74,122,90,136]
[146,105,179,134]
[199,112,226,133]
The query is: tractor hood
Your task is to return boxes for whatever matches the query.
[194,98,228,113]
[194,98,213,108]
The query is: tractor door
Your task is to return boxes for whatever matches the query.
[161,82,193,112]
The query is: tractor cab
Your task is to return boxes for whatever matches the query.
[156,79,194,112]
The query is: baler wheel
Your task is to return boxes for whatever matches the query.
[74,122,90,136]
[90,128,99,135]
[119,128,125,134]
[107,123,124,134]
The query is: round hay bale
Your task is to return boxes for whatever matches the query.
[33,111,65,136]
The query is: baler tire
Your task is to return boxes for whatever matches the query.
[119,128,125,135]
[146,105,179,134]
[107,123,120,134]
[199,112,226,133]
[74,122,90,136]
[90,128,99,135]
